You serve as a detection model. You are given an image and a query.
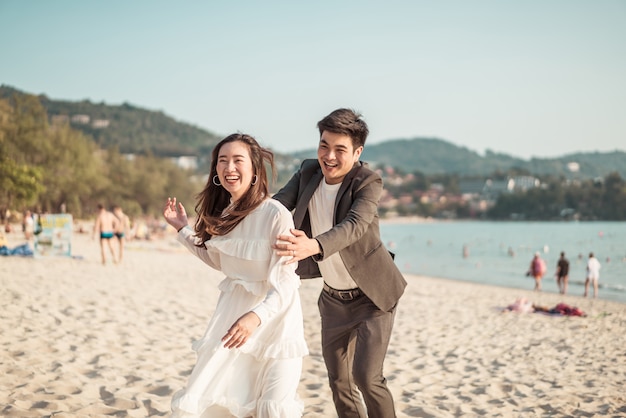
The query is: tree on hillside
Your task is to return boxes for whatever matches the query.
[487,173,626,221]
[0,92,203,220]
[38,125,106,217]
[600,172,626,220]
[0,97,45,213]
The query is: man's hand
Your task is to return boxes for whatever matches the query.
[273,228,322,265]
[222,311,261,349]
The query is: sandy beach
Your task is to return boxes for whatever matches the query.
[1,228,625,417]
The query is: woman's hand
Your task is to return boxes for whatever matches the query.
[163,197,188,232]
[222,311,261,349]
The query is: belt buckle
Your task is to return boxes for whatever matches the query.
[338,290,354,300]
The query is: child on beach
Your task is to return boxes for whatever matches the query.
[163,133,308,417]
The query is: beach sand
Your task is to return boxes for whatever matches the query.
[1,229,625,417]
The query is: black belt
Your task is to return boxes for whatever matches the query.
[323,283,363,301]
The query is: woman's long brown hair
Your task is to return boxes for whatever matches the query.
[193,133,275,245]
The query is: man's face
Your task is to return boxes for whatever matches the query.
[317,131,363,185]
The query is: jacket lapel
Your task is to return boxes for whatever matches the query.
[294,169,324,228]
[334,162,363,221]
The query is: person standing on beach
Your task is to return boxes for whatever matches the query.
[23,210,34,240]
[273,108,406,417]
[112,205,131,262]
[528,252,546,291]
[93,204,119,265]
[584,252,601,298]
[556,251,570,294]
[163,133,308,417]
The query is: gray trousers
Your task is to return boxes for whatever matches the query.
[318,289,397,418]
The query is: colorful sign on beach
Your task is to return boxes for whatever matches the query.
[35,214,73,256]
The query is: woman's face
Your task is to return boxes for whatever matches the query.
[216,141,255,202]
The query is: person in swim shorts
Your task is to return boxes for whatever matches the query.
[113,205,131,262]
[93,204,119,265]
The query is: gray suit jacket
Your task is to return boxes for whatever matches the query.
[273,159,406,312]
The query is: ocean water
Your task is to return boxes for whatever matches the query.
[380,221,626,304]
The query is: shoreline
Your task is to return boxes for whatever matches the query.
[408,272,625,306]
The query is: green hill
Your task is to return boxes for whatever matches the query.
[0,85,222,157]
[292,138,626,179]
[3,85,623,179]
[362,138,522,176]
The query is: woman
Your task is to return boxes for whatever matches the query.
[528,252,546,291]
[163,133,308,417]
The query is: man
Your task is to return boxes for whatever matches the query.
[584,252,601,298]
[556,251,570,294]
[93,204,119,265]
[273,108,406,417]
[112,205,131,262]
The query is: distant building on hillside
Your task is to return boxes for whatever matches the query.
[460,176,539,200]
[459,176,540,214]
[50,115,69,125]
[484,178,515,200]
[459,179,488,198]
[567,162,580,172]
[71,114,90,124]
[511,176,540,191]
[170,156,199,170]
[92,119,110,129]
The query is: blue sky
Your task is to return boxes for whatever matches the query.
[1,0,624,159]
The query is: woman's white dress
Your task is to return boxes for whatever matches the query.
[172,199,308,417]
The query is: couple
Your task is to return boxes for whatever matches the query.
[93,204,131,264]
[163,108,407,418]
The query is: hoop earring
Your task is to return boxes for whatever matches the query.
[251,175,258,186]
[212,175,221,186]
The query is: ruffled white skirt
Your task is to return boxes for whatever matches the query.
[171,278,308,418]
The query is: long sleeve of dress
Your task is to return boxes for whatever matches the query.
[177,227,221,270]
[251,204,299,325]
